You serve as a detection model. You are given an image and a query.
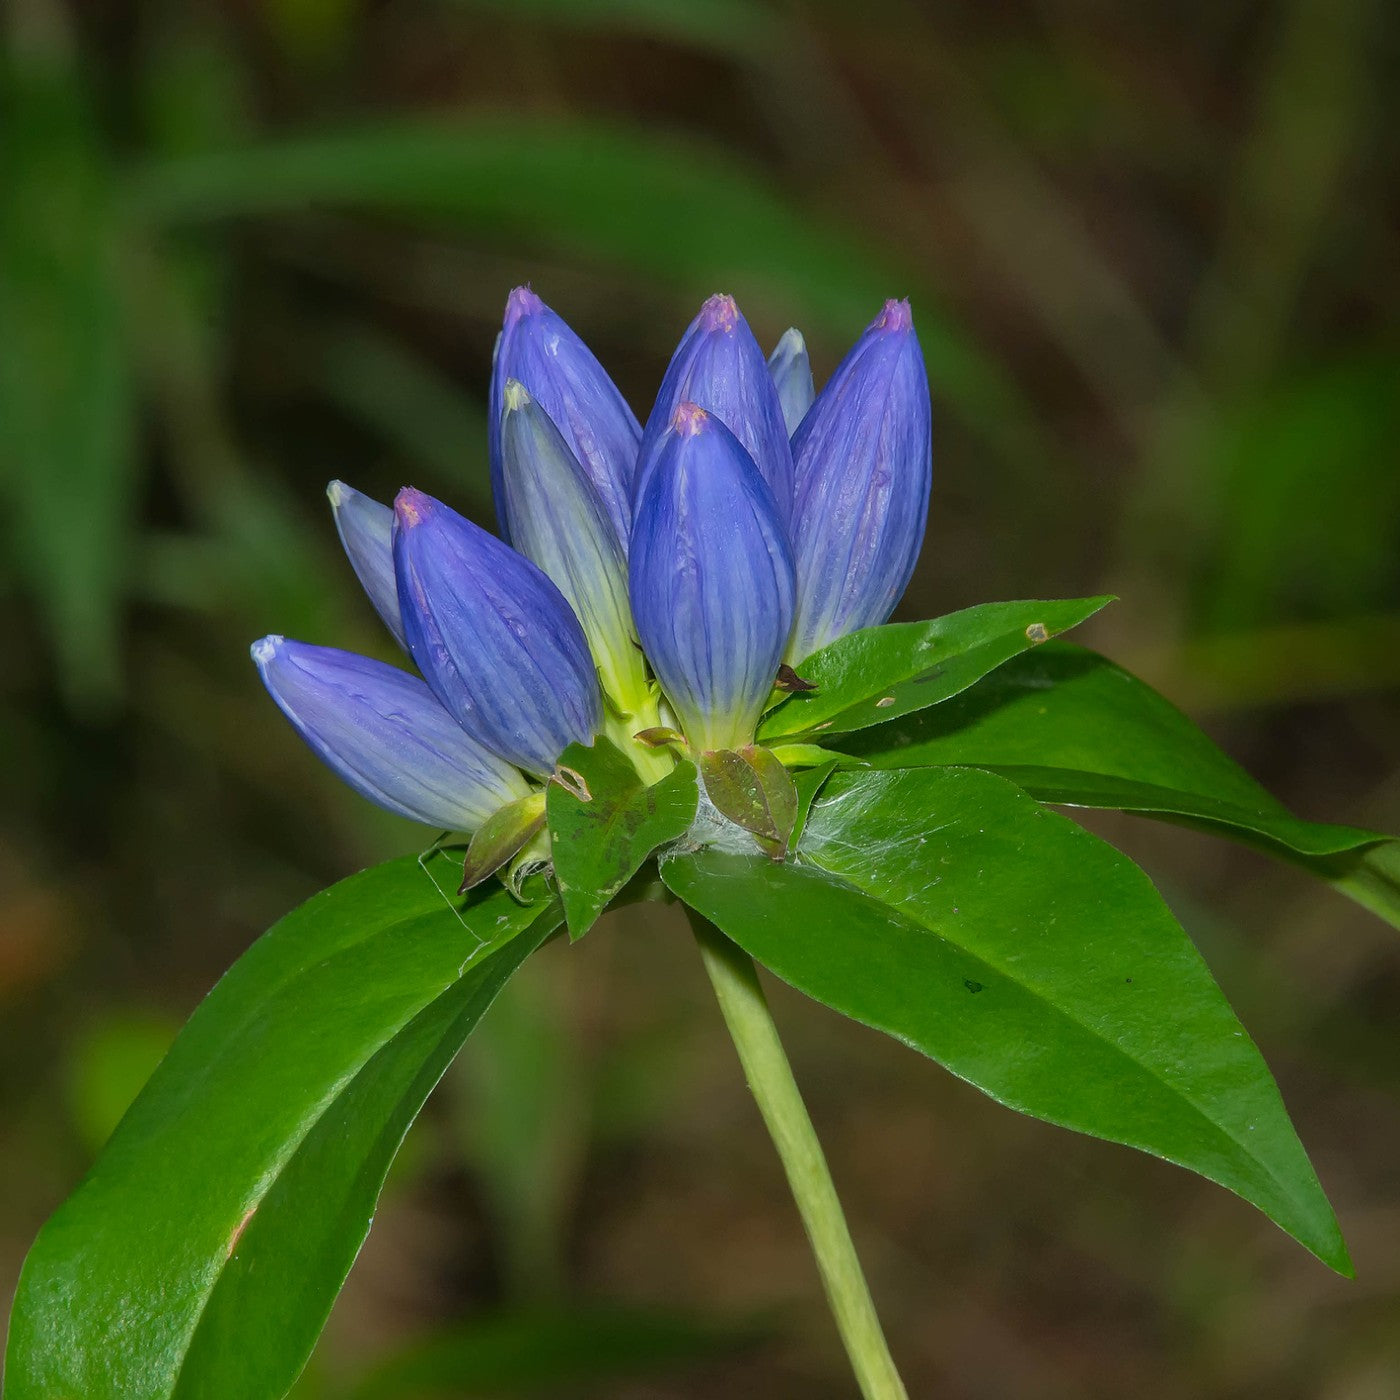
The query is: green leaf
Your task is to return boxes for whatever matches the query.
[838,643,1398,925]
[547,739,698,939]
[790,760,839,851]
[344,1306,754,1399]
[460,791,548,891]
[662,767,1349,1272]
[697,746,798,860]
[5,854,561,1400]
[759,597,1112,741]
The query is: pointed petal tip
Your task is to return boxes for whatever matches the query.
[671,401,710,437]
[250,635,284,667]
[326,479,347,507]
[501,378,531,413]
[874,297,914,333]
[505,285,546,323]
[774,327,806,354]
[698,293,739,333]
[393,486,433,527]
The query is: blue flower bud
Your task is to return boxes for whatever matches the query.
[767,327,815,436]
[489,287,640,551]
[636,294,794,523]
[630,403,795,751]
[393,488,602,777]
[327,480,405,648]
[788,299,932,663]
[498,379,648,711]
[252,636,530,830]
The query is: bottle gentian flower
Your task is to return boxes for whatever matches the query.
[489,286,640,551]
[787,298,932,663]
[767,327,815,436]
[635,293,795,524]
[496,379,648,714]
[254,287,931,854]
[327,480,405,648]
[630,403,795,752]
[252,637,530,828]
[394,488,602,778]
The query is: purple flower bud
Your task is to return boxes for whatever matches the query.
[327,481,405,648]
[498,380,647,710]
[635,294,794,523]
[252,637,530,830]
[788,299,932,662]
[393,489,601,778]
[630,403,795,751]
[489,287,640,551]
[767,328,815,436]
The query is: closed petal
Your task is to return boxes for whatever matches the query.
[789,299,932,662]
[489,287,640,551]
[499,380,647,711]
[327,480,405,648]
[393,488,602,776]
[635,294,794,523]
[252,636,529,829]
[630,403,795,751]
[767,327,815,436]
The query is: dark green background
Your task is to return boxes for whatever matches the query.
[2,0,1397,1395]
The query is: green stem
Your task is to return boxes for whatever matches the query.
[690,913,910,1400]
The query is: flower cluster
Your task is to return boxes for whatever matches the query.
[253,288,931,852]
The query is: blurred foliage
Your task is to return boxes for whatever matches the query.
[1,0,1397,1395]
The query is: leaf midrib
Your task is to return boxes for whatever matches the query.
[973,765,1387,855]
[745,845,1324,1233]
[156,904,552,1397]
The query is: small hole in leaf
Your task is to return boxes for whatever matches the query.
[551,765,592,802]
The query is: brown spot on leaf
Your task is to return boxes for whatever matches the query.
[228,1207,256,1258]
[1025,623,1049,643]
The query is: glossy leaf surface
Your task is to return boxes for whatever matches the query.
[6,854,560,1400]
[839,644,1397,926]
[758,598,1112,741]
[547,739,698,939]
[663,767,1348,1271]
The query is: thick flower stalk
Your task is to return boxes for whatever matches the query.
[254,287,931,874]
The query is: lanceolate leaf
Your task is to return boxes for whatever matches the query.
[758,597,1112,741]
[838,643,1398,926]
[5,854,561,1400]
[547,739,698,939]
[662,768,1349,1272]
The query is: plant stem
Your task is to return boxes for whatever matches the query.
[690,913,910,1400]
